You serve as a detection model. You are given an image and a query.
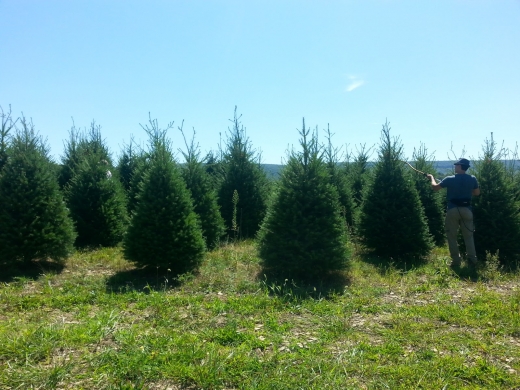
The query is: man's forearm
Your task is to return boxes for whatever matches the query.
[427,174,442,191]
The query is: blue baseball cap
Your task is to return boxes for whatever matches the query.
[454,158,470,167]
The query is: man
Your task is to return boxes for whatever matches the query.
[427,158,480,268]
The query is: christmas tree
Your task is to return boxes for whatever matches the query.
[258,120,349,279]
[472,136,520,266]
[0,116,76,264]
[179,126,225,250]
[218,107,269,239]
[124,117,205,274]
[358,121,432,259]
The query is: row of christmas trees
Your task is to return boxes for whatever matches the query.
[1,105,520,279]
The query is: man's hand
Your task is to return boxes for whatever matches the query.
[427,174,442,191]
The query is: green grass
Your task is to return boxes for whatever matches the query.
[1,242,519,389]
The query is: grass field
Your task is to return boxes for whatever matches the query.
[1,241,519,389]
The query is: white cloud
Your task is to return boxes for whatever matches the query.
[345,76,365,92]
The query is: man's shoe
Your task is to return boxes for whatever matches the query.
[450,260,461,268]
[468,260,479,269]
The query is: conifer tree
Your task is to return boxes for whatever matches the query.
[343,144,374,237]
[258,120,349,279]
[218,107,268,239]
[179,125,225,250]
[58,125,81,189]
[514,163,520,204]
[116,139,149,214]
[125,152,151,215]
[411,145,445,246]
[0,116,75,264]
[124,117,205,274]
[59,121,111,189]
[0,106,16,173]
[64,126,128,248]
[344,144,373,209]
[472,136,520,265]
[358,121,432,258]
[505,148,520,204]
[324,125,355,228]
[204,149,223,193]
[117,137,140,194]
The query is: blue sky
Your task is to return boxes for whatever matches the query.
[1,0,519,164]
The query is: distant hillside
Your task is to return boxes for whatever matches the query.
[261,161,463,179]
[434,161,455,175]
[262,164,283,179]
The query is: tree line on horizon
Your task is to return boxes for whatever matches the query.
[1,104,520,281]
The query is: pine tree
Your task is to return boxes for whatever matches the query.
[472,136,520,265]
[411,145,445,246]
[258,120,349,279]
[323,124,355,228]
[218,107,269,239]
[0,116,76,264]
[64,125,128,248]
[124,117,205,274]
[358,121,432,259]
[179,126,225,250]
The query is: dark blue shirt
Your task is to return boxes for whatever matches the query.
[440,173,479,210]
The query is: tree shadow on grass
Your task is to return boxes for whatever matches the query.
[105,266,181,294]
[358,252,430,275]
[0,260,65,283]
[257,268,351,301]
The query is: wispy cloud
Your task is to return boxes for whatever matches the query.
[345,76,365,92]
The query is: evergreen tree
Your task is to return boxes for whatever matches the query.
[124,117,205,274]
[116,138,149,214]
[0,106,16,173]
[515,163,520,204]
[64,127,128,248]
[218,107,269,239]
[59,121,111,189]
[58,125,82,189]
[358,121,432,259]
[126,152,151,215]
[344,144,373,209]
[472,136,520,265]
[179,126,225,250]
[117,138,139,194]
[204,149,223,193]
[258,120,349,279]
[505,149,520,204]
[324,124,355,228]
[0,116,76,264]
[411,145,445,246]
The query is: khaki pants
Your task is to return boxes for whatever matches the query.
[445,207,477,265]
